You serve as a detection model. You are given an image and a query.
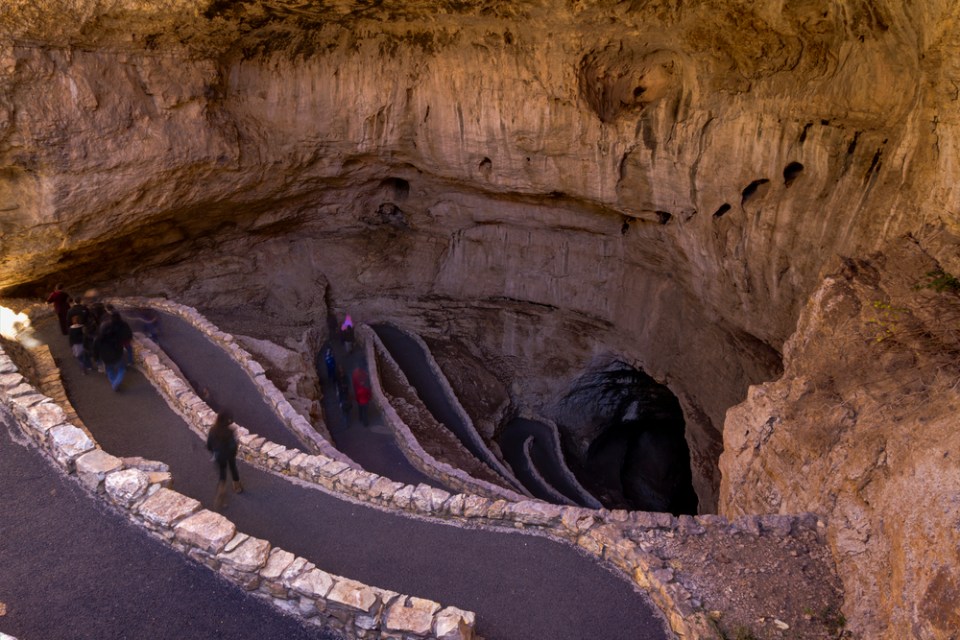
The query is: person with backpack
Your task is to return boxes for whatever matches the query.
[206,411,243,509]
[93,312,127,391]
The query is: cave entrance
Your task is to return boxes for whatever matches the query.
[559,361,698,515]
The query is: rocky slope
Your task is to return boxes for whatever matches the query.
[2,1,960,636]
[721,236,960,639]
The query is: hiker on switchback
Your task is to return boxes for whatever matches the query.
[206,411,243,509]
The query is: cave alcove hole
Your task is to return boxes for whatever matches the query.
[380,177,410,201]
[783,161,804,187]
[740,178,770,207]
[557,360,698,515]
[712,203,732,219]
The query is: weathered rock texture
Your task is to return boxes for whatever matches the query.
[721,237,960,640]
[3,2,960,636]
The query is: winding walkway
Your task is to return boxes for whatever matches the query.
[0,410,338,640]
[34,317,671,640]
[500,417,603,508]
[371,324,520,490]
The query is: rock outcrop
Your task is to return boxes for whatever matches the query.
[720,236,960,640]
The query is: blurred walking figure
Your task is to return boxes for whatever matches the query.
[46,283,70,335]
[206,411,242,509]
[322,345,336,382]
[94,312,128,391]
[352,367,371,426]
[340,315,355,354]
[66,297,88,327]
[68,315,92,373]
[336,365,352,426]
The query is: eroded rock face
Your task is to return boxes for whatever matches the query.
[720,238,960,640]
[3,3,960,633]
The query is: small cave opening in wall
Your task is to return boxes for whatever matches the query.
[556,361,699,515]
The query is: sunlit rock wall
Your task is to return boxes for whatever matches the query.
[720,237,960,640]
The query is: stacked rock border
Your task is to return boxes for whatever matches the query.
[7,299,838,640]
[361,323,529,502]
[0,318,476,640]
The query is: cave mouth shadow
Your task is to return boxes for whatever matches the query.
[559,361,699,516]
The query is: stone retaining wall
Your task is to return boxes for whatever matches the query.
[361,324,528,502]
[515,409,603,509]
[519,435,576,505]
[84,297,840,640]
[0,316,475,640]
[376,322,524,491]
[106,297,353,467]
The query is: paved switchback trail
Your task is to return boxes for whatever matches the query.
[0,410,339,640]
[36,318,672,640]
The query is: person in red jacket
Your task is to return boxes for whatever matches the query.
[46,283,70,335]
[352,367,371,426]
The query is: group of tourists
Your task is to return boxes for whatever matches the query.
[49,283,243,510]
[46,284,133,391]
[319,312,371,428]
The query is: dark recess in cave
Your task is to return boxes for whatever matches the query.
[740,179,769,206]
[712,203,732,218]
[380,177,410,201]
[557,361,698,515]
[783,161,804,187]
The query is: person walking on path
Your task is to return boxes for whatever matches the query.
[336,365,352,426]
[315,344,336,384]
[93,312,128,391]
[206,411,243,509]
[46,283,71,335]
[66,297,88,327]
[340,315,355,354]
[352,367,371,426]
[68,315,92,373]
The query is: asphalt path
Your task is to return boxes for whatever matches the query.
[371,324,510,483]
[500,417,601,508]
[317,336,441,490]
[0,410,340,640]
[35,318,672,640]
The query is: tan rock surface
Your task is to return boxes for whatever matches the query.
[720,238,960,640]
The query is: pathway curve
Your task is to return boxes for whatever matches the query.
[35,318,672,640]
[317,328,441,490]
[371,324,519,489]
[0,410,339,640]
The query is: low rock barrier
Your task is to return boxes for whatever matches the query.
[107,297,353,467]
[88,297,839,640]
[362,324,527,502]
[0,316,475,640]
[374,322,525,492]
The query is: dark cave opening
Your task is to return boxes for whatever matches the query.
[558,361,699,515]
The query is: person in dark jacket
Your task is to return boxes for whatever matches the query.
[68,315,91,373]
[65,298,88,327]
[94,312,128,391]
[206,411,242,509]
